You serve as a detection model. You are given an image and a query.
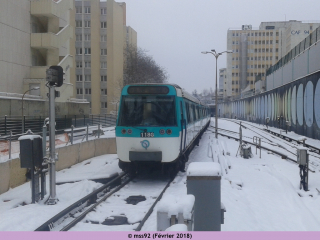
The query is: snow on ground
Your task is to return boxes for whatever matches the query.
[1,119,320,231]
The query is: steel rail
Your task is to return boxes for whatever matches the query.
[35,172,127,231]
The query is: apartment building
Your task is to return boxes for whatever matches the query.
[74,0,137,115]
[226,21,320,98]
[219,68,226,96]
[0,0,87,116]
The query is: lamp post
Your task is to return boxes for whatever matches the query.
[22,87,40,133]
[201,49,232,138]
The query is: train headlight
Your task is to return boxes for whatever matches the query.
[121,129,126,134]
[127,129,132,134]
[166,129,172,135]
[159,129,165,135]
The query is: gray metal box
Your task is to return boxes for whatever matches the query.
[297,148,307,165]
[19,136,43,168]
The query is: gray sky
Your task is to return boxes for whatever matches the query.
[123,0,320,93]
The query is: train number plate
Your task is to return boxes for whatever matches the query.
[140,132,154,137]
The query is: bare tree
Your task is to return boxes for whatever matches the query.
[124,45,168,85]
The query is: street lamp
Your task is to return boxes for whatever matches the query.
[22,87,40,133]
[202,49,232,138]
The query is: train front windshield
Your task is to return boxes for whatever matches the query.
[118,96,176,127]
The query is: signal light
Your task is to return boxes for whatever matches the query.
[121,129,126,134]
[127,129,132,134]
[46,66,64,87]
[166,129,172,135]
[159,129,165,135]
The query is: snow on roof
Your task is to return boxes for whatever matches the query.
[187,162,221,177]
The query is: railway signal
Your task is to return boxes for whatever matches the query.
[45,66,64,205]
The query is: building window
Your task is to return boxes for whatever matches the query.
[84,21,91,28]
[266,32,269,36]
[101,89,107,95]
[76,75,82,81]
[76,34,82,41]
[276,32,279,36]
[266,57,269,60]
[251,81,253,84]
[276,48,278,52]
[85,88,91,94]
[101,22,107,28]
[270,57,273,60]
[76,61,82,68]
[85,75,91,82]
[275,56,278,60]
[101,49,107,55]
[76,48,82,55]
[270,32,273,36]
[276,40,279,44]
[76,7,82,14]
[85,48,91,55]
[76,21,82,28]
[101,62,107,69]
[85,61,91,68]
[101,35,107,42]
[101,8,107,15]
[77,88,83,94]
[84,7,91,14]
[101,75,107,81]
[101,102,107,108]
[84,34,91,41]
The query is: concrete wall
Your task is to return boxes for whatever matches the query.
[266,37,320,91]
[0,0,31,94]
[219,70,320,140]
[107,0,125,114]
[0,137,116,195]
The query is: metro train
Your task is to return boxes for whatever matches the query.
[115,84,211,175]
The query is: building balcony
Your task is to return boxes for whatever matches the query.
[31,33,58,49]
[31,25,73,50]
[31,0,73,19]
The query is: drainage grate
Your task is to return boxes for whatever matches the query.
[125,195,146,205]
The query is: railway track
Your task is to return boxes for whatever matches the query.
[35,172,173,231]
[210,125,319,173]
[221,119,320,161]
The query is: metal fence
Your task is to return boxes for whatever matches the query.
[266,26,320,76]
[0,114,117,140]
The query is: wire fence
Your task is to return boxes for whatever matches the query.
[0,114,117,140]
